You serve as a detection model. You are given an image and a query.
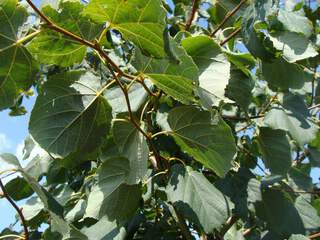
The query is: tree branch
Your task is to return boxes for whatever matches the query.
[310,232,320,239]
[309,103,320,110]
[0,179,29,240]
[222,114,264,121]
[220,28,241,46]
[185,0,200,31]
[219,216,239,237]
[25,0,133,80]
[211,0,247,37]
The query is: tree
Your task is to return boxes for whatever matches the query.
[0,0,320,239]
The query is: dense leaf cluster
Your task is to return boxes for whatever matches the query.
[0,0,320,239]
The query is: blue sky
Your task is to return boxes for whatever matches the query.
[0,0,319,233]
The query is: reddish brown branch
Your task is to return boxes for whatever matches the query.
[0,179,29,240]
[26,0,133,80]
[222,114,264,121]
[211,0,247,37]
[220,28,241,46]
[310,232,320,239]
[219,216,239,237]
[185,0,200,31]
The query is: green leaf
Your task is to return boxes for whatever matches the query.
[105,80,152,115]
[132,39,198,104]
[269,32,318,63]
[255,189,305,237]
[225,225,245,240]
[65,199,86,222]
[225,69,254,110]
[29,71,112,158]
[22,197,44,222]
[277,9,313,37]
[82,216,127,240]
[288,167,312,192]
[261,58,312,90]
[18,162,87,239]
[5,177,34,201]
[167,106,236,177]
[84,0,166,57]
[95,183,141,221]
[166,165,234,233]
[24,154,53,181]
[289,235,309,240]
[85,157,141,220]
[27,1,103,67]
[264,93,318,146]
[225,51,256,74]
[85,156,130,218]
[294,196,320,232]
[241,0,275,59]
[0,0,38,110]
[256,190,320,237]
[181,35,231,102]
[113,120,149,184]
[0,153,21,168]
[257,127,291,175]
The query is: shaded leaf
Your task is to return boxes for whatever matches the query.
[255,189,305,237]
[85,156,131,219]
[181,35,230,102]
[257,127,291,175]
[167,106,236,177]
[166,165,234,233]
[5,177,34,201]
[225,69,254,110]
[29,71,112,158]
[85,157,141,221]
[82,216,127,240]
[113,120,148,184]
[261,58,312,90]
[105,80,152,115]
[264,93,318,146]
[289,235,309,240]
[277,9,313,37]
[294,196,320,232]
[269,32,318,63]
[132,39,198,104]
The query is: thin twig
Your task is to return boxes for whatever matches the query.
[310,68,316,107]
[211,0,247,37]
[309,103,320,110]
[0,234,25,240]
[0,179,29,240]
[185,0,200,31]
[219,216,239,237]
[222,114,264,121]
[220,28,241,46]
[258,93,278,115]
[243,227,255,236]
[108,66,150,140]
[310,232,320,239]
[143,170,168,186]
[25,0,133,80]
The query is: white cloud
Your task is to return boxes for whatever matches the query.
[0,133,11,152]
[15,141,24,162]
[15,138,47,168]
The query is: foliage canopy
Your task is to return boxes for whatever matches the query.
[0,0,320,239]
